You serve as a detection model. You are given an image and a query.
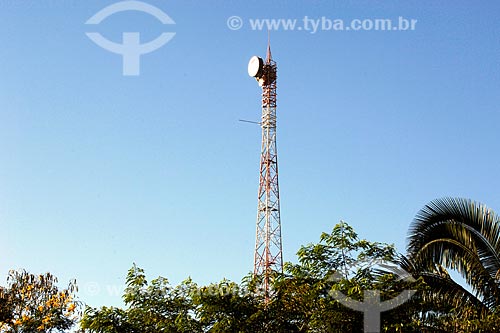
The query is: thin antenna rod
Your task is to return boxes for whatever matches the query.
[239,119,261,125]
[266,30,272,63]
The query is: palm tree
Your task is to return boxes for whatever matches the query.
[405,197,500,326]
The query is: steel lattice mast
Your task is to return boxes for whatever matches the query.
[249,41,283,298]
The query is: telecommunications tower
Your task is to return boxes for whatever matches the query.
[247,40,283,298]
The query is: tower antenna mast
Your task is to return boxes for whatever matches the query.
[247,37,283,301]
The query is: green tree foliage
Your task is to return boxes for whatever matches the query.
[3,200,499,331]
[81,222,427,332]
[278,221,425,332]
[81,264,200,333]
[191,279,261,332]
[0,269,80,332]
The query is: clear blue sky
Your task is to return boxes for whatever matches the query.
[0,1,499,308]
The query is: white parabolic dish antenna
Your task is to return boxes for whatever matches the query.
[248,56,263,77]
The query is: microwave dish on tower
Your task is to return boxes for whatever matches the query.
[248,56,264,78]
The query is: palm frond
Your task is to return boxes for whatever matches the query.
[407,197,500,309]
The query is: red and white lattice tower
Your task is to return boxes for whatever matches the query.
[247,40,283,299]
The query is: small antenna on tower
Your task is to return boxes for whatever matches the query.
[266,30,272,63]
